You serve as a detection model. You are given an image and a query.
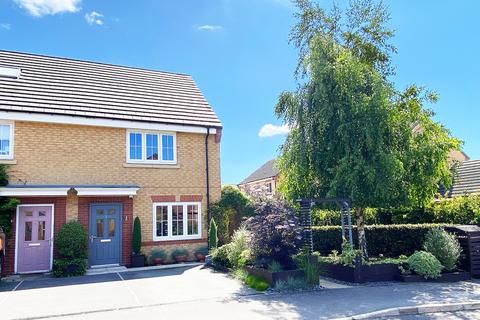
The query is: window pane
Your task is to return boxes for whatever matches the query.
[156,206,168,237]
[187,205,198,235]
[108,219,115,237]
[172,205,183,236]
[38,221,46,240]
[38,211,46,217]
[0,125,10,156]
[96,219,104,237]
[129,132,143,160]
[146,134,159,160]
[25,211,33,217]
[25,221,32,241]
[162,135,174,161]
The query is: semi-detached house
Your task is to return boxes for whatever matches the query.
[0,50,222,275]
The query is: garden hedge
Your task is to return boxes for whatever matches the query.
[312,224,449,257]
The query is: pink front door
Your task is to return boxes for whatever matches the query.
[17,206,53,273]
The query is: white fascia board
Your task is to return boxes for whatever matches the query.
[75,187,139,196]
[0,111,217,134]
[0,187,70,196]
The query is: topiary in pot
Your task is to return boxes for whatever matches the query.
[424,228,461,272]
[406,251,443,279]
[53,221,88,277]
[171,248,189,263]
[131,217,144,268]
[149,248,167,265]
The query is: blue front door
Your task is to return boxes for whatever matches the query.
[89,204,122,266]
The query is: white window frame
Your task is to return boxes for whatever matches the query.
[0,121,14,160]
[152,202,202,241]
[126,130,176,164]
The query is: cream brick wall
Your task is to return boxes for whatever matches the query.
[7,121,221,244]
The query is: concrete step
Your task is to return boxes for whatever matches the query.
[86,266,127,275]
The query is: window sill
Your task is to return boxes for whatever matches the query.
[152,236,202,242]
[0,159,17,164]
[123,163,180,169]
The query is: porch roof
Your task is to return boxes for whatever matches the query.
[0,184,140,197]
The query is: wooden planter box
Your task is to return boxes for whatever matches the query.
[317,261,400,283]
[245,266,305,286]
[398,271,471,283]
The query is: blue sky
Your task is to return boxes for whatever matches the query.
[0,0,478,184]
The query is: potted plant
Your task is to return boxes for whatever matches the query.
[194,245,208,262]
[131,217,145,268]
[172,248,189,263]
[150,248,167,265]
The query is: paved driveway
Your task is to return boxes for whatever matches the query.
[1,266,480,320]
[0,265,255,320]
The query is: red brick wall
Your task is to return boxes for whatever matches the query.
[4,197,67,275]
[78,197,133,267]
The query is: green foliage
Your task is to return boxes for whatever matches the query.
[294,251,320,285]
[227,227,249,268]
[194,245,208,256]
[406,251,442,279]
[56,221,88,259]
[339,241,360,266]
[275,276,309,291]
[424,228,461,272]
[244,274,269,291]
[132,217,142,254]
[150,248,166,260]
[211,244,232,269]
[231,268,248,281]
[312,195,480,226]
[276,0,460,258]
[52,258,87,277]
[210,186,254,244]
[53,221,88,277]
[171,248,189,260]
[208,218,218,250]
[0,165,19,237]
[267,260,283,273]
[312,224,447,257]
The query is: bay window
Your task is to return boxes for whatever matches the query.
[127,130,176,164]
[153,202,201,240]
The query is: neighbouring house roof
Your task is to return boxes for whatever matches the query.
[0,50,222,128]
[449,160,480,197]
[239,159,279,185]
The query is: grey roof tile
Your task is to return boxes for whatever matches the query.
[450,159,480,197]
[239,159,279,184]
[0,50,221,128]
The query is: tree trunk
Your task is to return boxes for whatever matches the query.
[356,207,369,259]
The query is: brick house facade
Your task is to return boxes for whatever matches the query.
[0,51,222,275]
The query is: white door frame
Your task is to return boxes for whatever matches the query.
[14,204,55,274]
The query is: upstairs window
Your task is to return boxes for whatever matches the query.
[0,122,13,159]
[127,131,176,164]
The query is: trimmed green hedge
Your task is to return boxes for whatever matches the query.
[312,224,449,257]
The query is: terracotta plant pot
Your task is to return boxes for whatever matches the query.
[195,253,206,262]
[175,255,188,263]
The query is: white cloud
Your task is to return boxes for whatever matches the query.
[258,124,290,138]
[197,25,222,31]
[0,23,11,30]
[85,11,103,26]
[14,0,81,17]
